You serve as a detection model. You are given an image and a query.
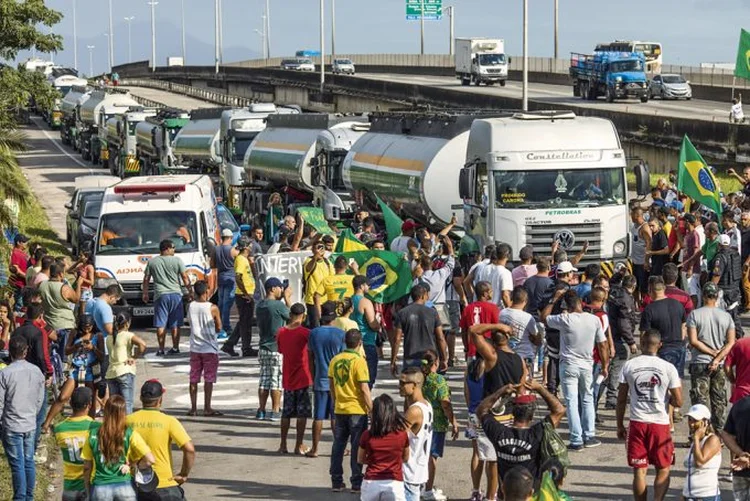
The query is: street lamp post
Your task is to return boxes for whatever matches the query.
[265,0,271,59]
[72,0,78,71]
[87,45,95,77]
[108,0,114,70]
[148,1,158,71]
[103,33,111,72]
[331,0,336,60]
[124,16,134,63]
[254,28,266,60]
[214,0,220,73]
[522,0,528,111]
[320,0,325,94]
[218,0,224,64]
[446,5,454,55]
[181,0,186,64]
[420,0,425,55]
[554,0,558,59]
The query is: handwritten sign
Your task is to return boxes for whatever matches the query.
[296,207,334,235]
[255,251,312,304]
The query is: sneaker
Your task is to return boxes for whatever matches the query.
[217,330,229,340]
[167,347,180,355]
[331,483,346,492]
[584,439,602,448]
[221,345,239,357]
[255,410,266,420]
[595,429,606,437]
[267,411,281,422]
[156,349,165,357]
[470,491,483,501]
[567,443,585,452]
[350,486,361,494]
[242,348,259,357]
[422,489,447,501]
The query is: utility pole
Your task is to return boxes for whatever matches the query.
[265,0,271,58]
[420,0,425,55]
[554,0,559,59]
[522,0,528,111]
[148,1,158,71]
[108,0,114,69]
[218,0,224,64]
[446,5,454,55]
[87,45,95,77]
[331,0,336,60]
[320,0,325,94]
[256,16,267,60]
[72,0,78,71]
[181,0,186,63]
[214,0,220,73]
[124,16,134,63]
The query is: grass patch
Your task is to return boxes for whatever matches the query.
[17,190,67,256]
[626,171,744,194]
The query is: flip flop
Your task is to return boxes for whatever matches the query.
[186,410,197,416]
[204,410,224,417]
[304,450,319,458]
[295,446,311,456]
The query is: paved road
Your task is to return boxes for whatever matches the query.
[356,73,732,123]
[17,114,738,500]
[122,86,219,111]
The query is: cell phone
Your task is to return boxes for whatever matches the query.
[282,279,289,289]
[97,381,107,399]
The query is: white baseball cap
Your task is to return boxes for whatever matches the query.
[685,403,711,422]
[556,261,578,274]
[221,228,234,238]
[719,234,731,246]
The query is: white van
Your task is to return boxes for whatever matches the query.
[93,175,220,317]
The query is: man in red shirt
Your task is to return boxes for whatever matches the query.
[277,302,313,455]
[641,263,694,315]
[459,281,499,361]
[725,336,750,403]
[9,234,29,310]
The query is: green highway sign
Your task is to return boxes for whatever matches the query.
[406,0,442,20]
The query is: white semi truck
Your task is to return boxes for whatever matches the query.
[171,107,226,176]
[243,113,370,221]
[458,111,649,265]
[455,37,509,86]
[77,90,141,163]
[59,86,91,147]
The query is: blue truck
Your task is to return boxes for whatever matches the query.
[569,51,649,103]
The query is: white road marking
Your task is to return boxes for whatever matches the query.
[173,389,259,408]
[31,117,94,173]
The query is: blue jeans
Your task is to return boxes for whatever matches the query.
[35,388,48,447]
[404,482,422,501]
[91,481,137,501]
[330,413,367,489]
[364,344,378,389]
[659,345,686,378]
[560,361,595,446]
[108,373,136,414]
[217,280,235,333]
[2,430,36,500]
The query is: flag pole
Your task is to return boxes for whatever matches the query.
[733,76,737,100]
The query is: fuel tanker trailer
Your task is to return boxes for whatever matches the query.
[243,113,369,220]
[341,111,497,229]
[135,108,190,176]
[78,90,141,163]
[60,85,91,147]
[171,107,226,175]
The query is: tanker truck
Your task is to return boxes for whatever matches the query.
[43,74,87,128]
[243,113,370,222]
[135,108,191,176]
[458,110,649,266]
[77,90,141,163]
[219,103,301,216]
[105,108,159,178]
[170,107,227,176]
[59,85,91,147]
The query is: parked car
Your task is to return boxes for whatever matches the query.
[216,203,250,245]
[280,58,315,72]
[65,175,119,250]
[332,58,356,75]
[280,59,301,70]
[649,74,692,100]
[67,190,104,255]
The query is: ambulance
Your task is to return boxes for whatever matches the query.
[92,175,220,317]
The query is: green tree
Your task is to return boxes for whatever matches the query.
[0,0,63,60]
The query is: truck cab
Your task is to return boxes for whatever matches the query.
[570,51,649,102]
[93,175,219,317]
[108,108,158,178]
[456,38,508,87]
[459,111,646,267]
[135,109,191,176]
[60,86,91,147]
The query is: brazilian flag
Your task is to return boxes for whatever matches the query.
[335,228,369,253]
[535,472,572,501]
[375,193,403,246]
[335,250,412,303]
[677,135,722,221]
[735,28,750,80]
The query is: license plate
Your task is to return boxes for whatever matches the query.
[132,306,154,317]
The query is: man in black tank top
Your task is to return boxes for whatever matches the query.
[468,322,527,396]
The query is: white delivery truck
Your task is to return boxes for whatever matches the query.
[93,175,220,317]
[167,56,184,67]
[455,37,509,87]
[458,111,649,266]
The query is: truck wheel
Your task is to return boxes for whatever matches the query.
[640,94,649,103]
[589,85,598,100]
[461,78,470,86]
[573,85,580,97]
[500,80,506,87]
[486,81,495,86]
[81,148,90,161]
[605,87,615,103]
[581,83,589,100]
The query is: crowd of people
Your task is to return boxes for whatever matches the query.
[4,178,750,501]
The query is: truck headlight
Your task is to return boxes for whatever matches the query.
[186,270,199,285]
[95,277,119,290]
[613,239,627,256]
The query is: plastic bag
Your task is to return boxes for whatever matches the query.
[540,420,571,469]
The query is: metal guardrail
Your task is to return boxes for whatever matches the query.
[118,79,255,107]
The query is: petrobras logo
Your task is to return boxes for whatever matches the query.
[544,209,582,216]
[525,150,601,162]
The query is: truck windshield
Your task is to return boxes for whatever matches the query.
[479,54,506,66]
[610,60,643,72]
[493,168,625,209]
[97,210,199,255]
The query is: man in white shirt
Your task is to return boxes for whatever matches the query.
[731,95,745,124]
[476,244,513,309]
[616,328,683,501]
[390,219,419,255]
[463,244,494,302]
[542,289,609,451]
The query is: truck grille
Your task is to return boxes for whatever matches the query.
[627,83,642,89]
[119,282,154,294]
[525,223,603,257]
[486,69,502,74]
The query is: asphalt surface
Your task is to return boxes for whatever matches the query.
[355,73,732,123]
[17,109,740,499]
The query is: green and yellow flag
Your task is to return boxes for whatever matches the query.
[677,135,722,219]
[335,228,369,253]
[735,29,750,80]
[336,250,412,303]
[375,193,403,245]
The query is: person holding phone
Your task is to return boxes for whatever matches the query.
[682,404,722,501]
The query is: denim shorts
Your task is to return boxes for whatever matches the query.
[313,390,333,420]
[91,481,136,501]
[430,431,446,458]
[658,345,686,378]
[154,293,184,329]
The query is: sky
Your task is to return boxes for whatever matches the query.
[12,0,749,74]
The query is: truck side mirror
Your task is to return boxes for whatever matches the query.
[459,166,475,200]
[81,239,94,254]
[508,56,512,64]
[472,58,477,65]
[634,162,651,197]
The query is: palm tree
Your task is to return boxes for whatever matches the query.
[0,128,31,234]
